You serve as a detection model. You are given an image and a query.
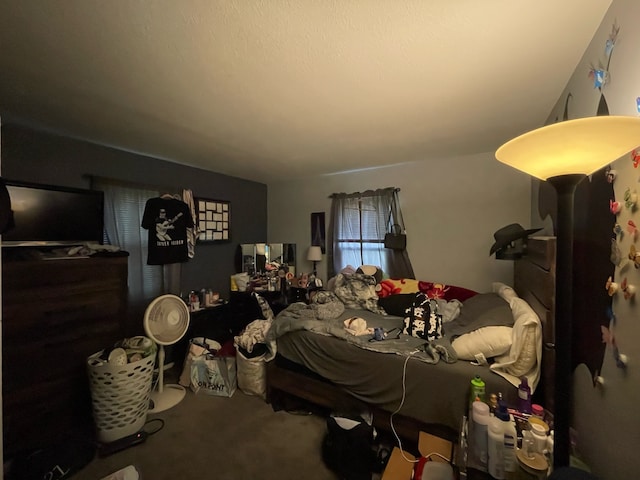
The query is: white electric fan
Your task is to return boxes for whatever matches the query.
[143,294,190,413]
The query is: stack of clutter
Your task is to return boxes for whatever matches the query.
[466,375,553,480]
[88,336,157,368]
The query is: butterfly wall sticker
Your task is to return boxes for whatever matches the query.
[610,199,622,215]
[629,244,640,268]
[632,149,640,168]
[602,307,628,370]
[605,276,619,296]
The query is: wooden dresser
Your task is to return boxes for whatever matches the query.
[2,254,128,456]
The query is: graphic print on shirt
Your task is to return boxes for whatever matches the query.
[155,209,183,242]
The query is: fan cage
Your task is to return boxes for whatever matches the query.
[144,295,190,345]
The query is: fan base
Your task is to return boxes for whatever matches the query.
[148,384,186,413]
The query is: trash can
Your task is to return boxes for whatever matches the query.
[87,343,155,443]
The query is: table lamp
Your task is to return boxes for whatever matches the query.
[496,115,640,469]
[307,246,322,276]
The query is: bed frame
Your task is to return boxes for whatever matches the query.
[266,236,557,445]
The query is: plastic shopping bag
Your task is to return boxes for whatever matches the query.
[190,341,237,397]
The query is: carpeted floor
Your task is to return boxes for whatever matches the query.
[75,375,339,480]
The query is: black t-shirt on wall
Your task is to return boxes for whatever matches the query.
[141,197,194,265]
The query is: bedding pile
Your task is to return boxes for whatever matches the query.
[265,271,542,389]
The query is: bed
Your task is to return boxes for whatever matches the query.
[263,237,557,444]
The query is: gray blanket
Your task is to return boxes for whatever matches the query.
[266,291,514,365]
[266,304,459,365]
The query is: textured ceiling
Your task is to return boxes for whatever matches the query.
[0,1,612,183]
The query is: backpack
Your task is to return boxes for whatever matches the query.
[402,292,443,341]
[321,413,376,480]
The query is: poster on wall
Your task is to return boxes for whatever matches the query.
[311,212,326,253]
[195,197,230,243]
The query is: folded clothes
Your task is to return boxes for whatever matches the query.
[343,316,374,336]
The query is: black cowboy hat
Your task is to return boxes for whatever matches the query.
[489,223,542,256]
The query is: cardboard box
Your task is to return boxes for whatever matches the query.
[381,432,454,480]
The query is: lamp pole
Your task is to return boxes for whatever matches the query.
[547,173,585,469]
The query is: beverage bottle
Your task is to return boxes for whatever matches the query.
[470,375,486,405]
[517,377,532,414]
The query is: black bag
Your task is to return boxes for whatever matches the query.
[384,224,407,250]
[321,414,376,480]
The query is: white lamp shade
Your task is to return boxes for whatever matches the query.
[496,116,640,180]
[307,246,322,262]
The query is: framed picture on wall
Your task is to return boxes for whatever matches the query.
[195,197,230,243]
[311,211,326,253]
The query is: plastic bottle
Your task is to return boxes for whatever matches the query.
[488,393,498,415]
[503,411,517,475]
[471,399,490,470]
[488,410,506,479]
[470,375,486,405]
[531,403,544,419]
[546,430,555,472]
[487,401,517,479]
[517,377,532,414]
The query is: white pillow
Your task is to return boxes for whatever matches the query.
[451,326,513,360]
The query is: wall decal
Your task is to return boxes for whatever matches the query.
[621,277,636,300]
[610,199,622,214]
[629,244,640,268]
[624,188,637,209]
[610,239,622,266]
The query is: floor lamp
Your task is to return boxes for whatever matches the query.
[496,116,640,469]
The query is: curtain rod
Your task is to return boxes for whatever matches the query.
[328,187,400,199]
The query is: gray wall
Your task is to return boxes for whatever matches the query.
[1,124,268,299]
[267,150,532,294]
[531,0,637,477]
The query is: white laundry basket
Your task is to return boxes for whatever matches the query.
[87,348,155,443]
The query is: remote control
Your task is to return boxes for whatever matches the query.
[98,431,148,457]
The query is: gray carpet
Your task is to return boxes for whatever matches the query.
[75,375,338,479]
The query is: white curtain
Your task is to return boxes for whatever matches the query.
[93,178,164,301]
[329,187,414,279]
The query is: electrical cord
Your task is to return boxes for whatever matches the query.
[389,348,452,465]
[389,349,420,463]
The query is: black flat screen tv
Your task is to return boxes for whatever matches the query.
[2,179,104,247]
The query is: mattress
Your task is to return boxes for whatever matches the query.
[275,328,518,431]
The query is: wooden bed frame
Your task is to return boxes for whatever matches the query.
[266,237,557,445]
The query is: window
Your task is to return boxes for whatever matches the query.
[330,187,414,278]
[93,178,165,301]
